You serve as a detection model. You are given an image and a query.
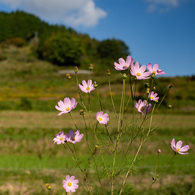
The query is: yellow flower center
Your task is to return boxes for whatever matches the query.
[67,182,72,187]
[60,137,63,140]
[98,117,102,121]
[140,107,144,111]
[152,71,156,74]
[86,87,90,90]
[150,96,153,100]
[124,64,127,67]
[137,73,141,76]
[72,137,75,141]
[176,148,180,152]
[66,107,70,111]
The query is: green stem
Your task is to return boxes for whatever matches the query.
[82,116,105,195]
[69,112,78,129]
[145,153,176,195]
[111,78,126,195]
[108,75,117,117]
[155,89,170,111]
[96,88,103,111]
[82,115,88,141]
[119,139,144,195]
[63,144,92,194]
[94,122,110,180]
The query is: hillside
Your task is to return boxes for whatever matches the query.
[0,10,130,68]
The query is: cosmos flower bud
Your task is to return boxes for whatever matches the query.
[157,149,161,153]
[74,66,78,73]
[168,104,172,109]
[66,73,71,80]
[168,83,174,89]
[93,81,98,88]
[89,64,94,70]
[144,82,149,88]
[45,183,51,190]
[79,109,85,115]
[153,86,156,90]
[122,73,127,79]
[146,88,150,94]
[107,69,111,76]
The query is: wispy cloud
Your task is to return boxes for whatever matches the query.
[145,0,187,13]
[0,0,107,27]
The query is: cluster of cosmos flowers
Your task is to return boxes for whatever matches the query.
[53,55,189,193]
[114,55,164,115]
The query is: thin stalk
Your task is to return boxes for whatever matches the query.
[145,153,176,195]
[144,104,156,141]
[116,132,138,175]
[94,122,110,180]
[155,89,170,111]
[119,139,144,195]
[69,112,78,130]
[96,88,103,111]
[149,108,169,132]
[124,74,134,112]
[82,116,105,195]
[63,143,92,194]
[108,75,117,117]
[111,78,126,195]
[119,102,155,195]
[82,115,88,141]
[75,73,85,108]
[105,124,113,152]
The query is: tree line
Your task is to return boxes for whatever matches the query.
[0,11,130,67]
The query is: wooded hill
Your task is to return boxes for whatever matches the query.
[0,10,130,68]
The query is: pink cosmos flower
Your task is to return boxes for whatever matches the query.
[55,97,77,116]
[53,132,67,144]
[148,91,159,101]
[130,62,150,80]
[79,80,95,93]
[147,63,166,76]
[66,130,84,144]
[114,56,134,71]
[96,111,109,124]
[63,175,79,193]
[171,138,190,155]
[135,99,151,115]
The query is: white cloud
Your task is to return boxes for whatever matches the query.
[145,0,188,12]
[0,0,107,27]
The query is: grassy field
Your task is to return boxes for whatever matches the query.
[0,46,194,194]
[0,111,194,194]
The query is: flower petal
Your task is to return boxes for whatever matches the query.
[118,58,126,65]
[153,63,159,72]
[171,138,176,149]
[147,63,152,73]
[82,80,87,87]
[179,145,190,152]
[176,140,183,149]
[126,56,131,65]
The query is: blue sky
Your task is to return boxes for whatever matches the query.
[0,0,194,77]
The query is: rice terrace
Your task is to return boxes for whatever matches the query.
[0,10,195,195]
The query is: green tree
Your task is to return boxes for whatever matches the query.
[97,39,130,60]
[42,33,85,66]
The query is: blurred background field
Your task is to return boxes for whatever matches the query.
[0,11,195,195]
